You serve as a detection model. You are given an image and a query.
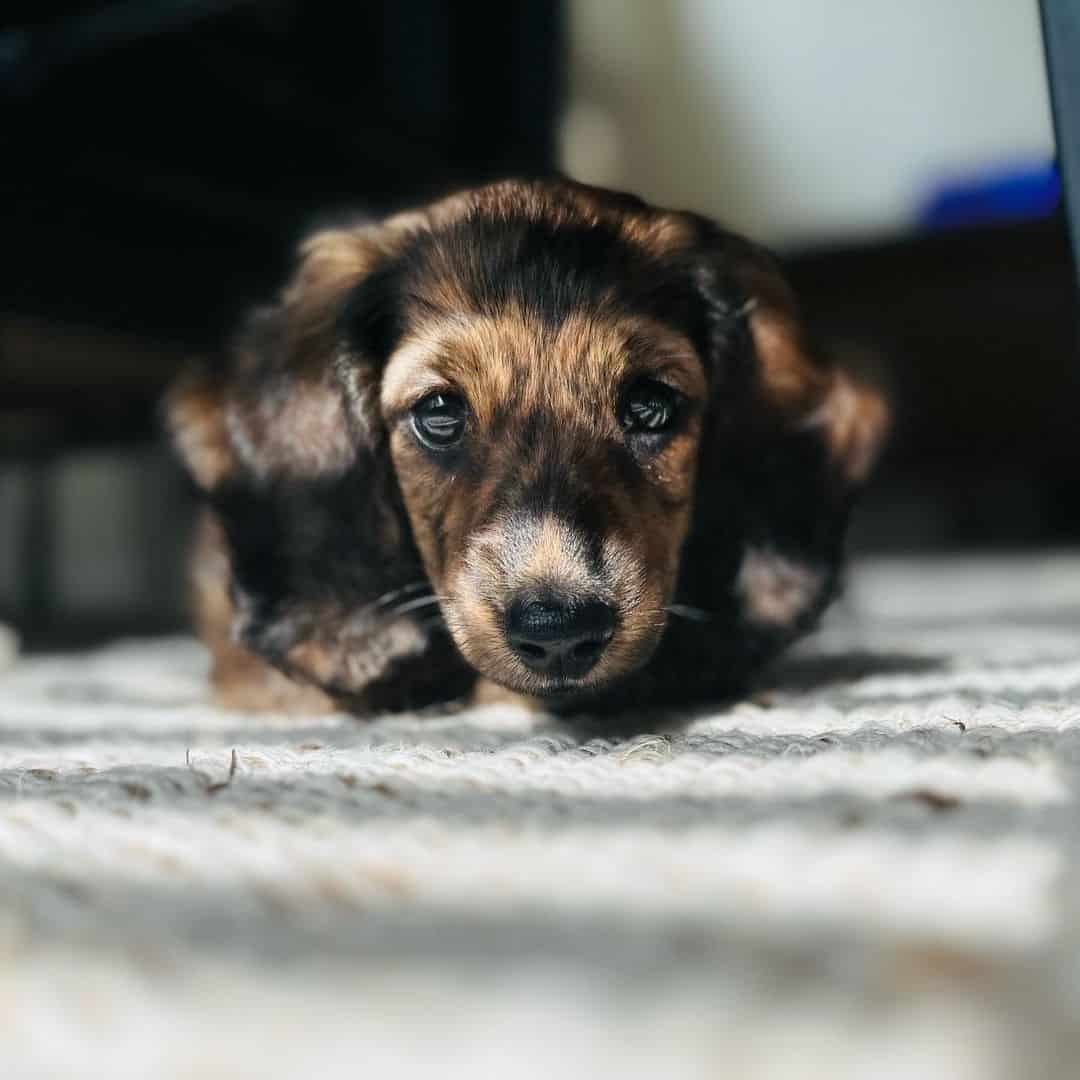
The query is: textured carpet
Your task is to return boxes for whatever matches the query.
[3,556,1080,1079]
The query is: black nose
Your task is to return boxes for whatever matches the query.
[505,595,616,679]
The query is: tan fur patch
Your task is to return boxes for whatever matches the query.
[808,371,890,484]
[748,307,831,414]
[282,220,419,373]
[749,307,888,483]
[165,371,234,491]
[226,371,355,480]
[618,210,695,255]
[518,516,598,592]
[736,548,824,628]
[286,614,428,692]
[189,513,336,712]
[380,314,516,423]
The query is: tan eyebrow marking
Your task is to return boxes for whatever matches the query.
[380,312,525,426]
[379,316,473,415]
[381,306,706,442]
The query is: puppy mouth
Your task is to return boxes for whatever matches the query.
[486,663,623,701]
[472,638,624,697]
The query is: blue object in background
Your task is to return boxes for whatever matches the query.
[920,159,1061,229]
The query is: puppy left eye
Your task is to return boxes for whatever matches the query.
[412,391,468,450]
[620,378,680,434]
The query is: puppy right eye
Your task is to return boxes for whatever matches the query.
[619,377,681,436]
[411,391,468,450]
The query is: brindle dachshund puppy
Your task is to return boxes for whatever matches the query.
[167,178,887,714]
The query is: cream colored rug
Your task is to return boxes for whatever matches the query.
[3,556,1080,1079]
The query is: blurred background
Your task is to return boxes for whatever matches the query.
[0,0,1074,647]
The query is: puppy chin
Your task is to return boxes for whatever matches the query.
[480,666,619,704]
[477,659,652,717]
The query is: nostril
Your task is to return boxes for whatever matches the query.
[571,638,605,662]
[515,641,547,660]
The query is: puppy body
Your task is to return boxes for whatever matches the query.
[168,179,886,713]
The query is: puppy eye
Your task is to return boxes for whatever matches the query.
[411,391,468,450]
[620,378,679,435]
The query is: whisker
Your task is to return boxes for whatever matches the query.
[381,594,447,619]
[665,603,714,623]
[350,581,433,628]
[371,581,431,611]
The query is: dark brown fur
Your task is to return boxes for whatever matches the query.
[167,178,887,712]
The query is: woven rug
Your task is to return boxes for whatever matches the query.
[3,555,1080,1079]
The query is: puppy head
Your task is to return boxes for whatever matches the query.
[346,181,885,697]
[169,179,887,703]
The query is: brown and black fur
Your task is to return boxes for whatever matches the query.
[167,178,887,713]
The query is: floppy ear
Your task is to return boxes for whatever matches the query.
[681,225,888,660]
[726,239,888,488]
[166,223,473,710]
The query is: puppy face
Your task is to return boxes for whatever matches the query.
[380,308,708,696]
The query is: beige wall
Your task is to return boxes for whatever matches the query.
[562,0,1056,247]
